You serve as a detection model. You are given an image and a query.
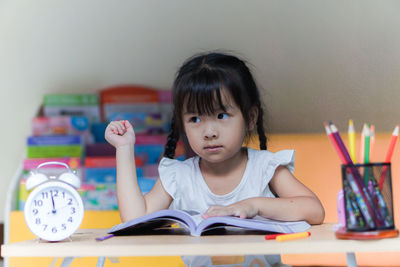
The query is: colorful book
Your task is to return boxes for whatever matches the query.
[103,104,161,123]
[32,116,90,136]
[84,168,118,183]
[84,167,149,184]
[135,144,164,164]
[108,112,163,134]
[79,183,118,210]
[108,209,310,237]
[85,143,115,157]
[84,156,117,168]
[135,134,167,145]
[99,85,160,121]
[84,156,144,168]
[99,85,159,104]
[43,94,100,122]
[27,135,82,146]
[26,145,83,158]
[44,94,99,106]
[90,122,108,143]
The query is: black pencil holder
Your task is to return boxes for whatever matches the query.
[341,163,394,232]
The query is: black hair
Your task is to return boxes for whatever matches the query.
[164,52,267,159]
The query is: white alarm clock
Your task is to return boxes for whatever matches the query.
[24,161,84,241]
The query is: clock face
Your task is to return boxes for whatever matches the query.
[24,181,84,241]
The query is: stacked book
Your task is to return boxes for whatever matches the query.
[18,86,187,212]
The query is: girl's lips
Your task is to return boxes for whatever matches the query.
[204,145,223,152]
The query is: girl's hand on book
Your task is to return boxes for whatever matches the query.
[202,200,258,219]
[105,120,136,148]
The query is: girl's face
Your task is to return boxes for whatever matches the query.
[182,89,247,164]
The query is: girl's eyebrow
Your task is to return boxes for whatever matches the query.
[183,111,197,116]
[182,102,234,116]
[216,105,233,112]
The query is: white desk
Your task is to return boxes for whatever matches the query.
[2,223,400,267]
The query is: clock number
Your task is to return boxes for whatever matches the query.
[53,190,59,197]
[61,224,66,230]
[41,192,48,199]
[43,224,48,231]
[62,192,66,198]
[34,200,43,207]
[71,207,76,214]
[32,209,38,215]
[68,217,73,223]
[52,227,57,233]
[68,198,73,205]
[35,218,41,224]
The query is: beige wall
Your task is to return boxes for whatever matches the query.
[1,0,400,221]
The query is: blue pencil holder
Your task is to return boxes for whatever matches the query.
[341,163,395,232]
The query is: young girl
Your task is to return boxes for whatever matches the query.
[105,52,325,267]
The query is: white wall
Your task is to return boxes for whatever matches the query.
[1,0,400,221]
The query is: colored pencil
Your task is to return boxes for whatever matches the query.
[324,123,346,163]
[329,122,355,165]
[370,125,375,162]
[364,124,370,164]
[95,234,114,241]
[384,125,399,163]
[348,119,357,163]
[378,125,399,190]
[363,124,370,185]
[360,123,366,164]
[276,231,311,242]
[329,122,380,228]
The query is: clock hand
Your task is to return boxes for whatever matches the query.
[57,204,71,211]
[50,190,56,214]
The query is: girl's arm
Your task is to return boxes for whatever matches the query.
[105,120,172,222]
[262,166,325,224]
[203,166,325,225]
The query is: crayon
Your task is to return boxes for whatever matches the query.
[276,232,311,242]
[95,234,114,241]
[264,233,286,240]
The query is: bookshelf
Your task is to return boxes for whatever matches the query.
[3,86,187,267]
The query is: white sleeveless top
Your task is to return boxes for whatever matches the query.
[158,148,295,267]
[159,148,295,213]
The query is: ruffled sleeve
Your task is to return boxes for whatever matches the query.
[158,157,179,199]
[270,150,295,173]
[261,149,295,185]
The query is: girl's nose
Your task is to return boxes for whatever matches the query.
[203,123,218,140]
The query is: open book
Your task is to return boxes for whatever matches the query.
[108,209,311,237]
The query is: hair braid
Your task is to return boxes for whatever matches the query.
[256,106,267,150]
[163,117,180,159]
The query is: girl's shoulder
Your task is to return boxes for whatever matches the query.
[159,156,198,170]
[158,156,200,199]
[247,148,295,173]
[158,156,199,182]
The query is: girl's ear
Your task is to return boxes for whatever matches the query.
[248,107,258,132]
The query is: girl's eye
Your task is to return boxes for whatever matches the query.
[217,113,229,120]
[189,116,200,123]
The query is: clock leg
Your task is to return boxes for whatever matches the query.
[60,257,74,267]
[96,256,106,267]
[49,257,57,267]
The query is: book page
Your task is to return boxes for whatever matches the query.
[180,210,203,225]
